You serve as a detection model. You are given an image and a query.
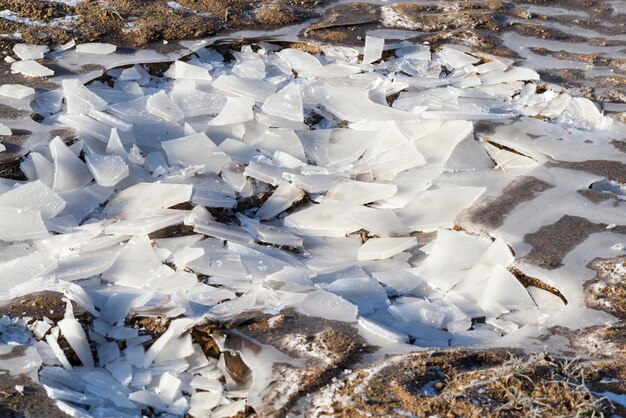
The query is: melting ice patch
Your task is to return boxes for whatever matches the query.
[0,38,623,417]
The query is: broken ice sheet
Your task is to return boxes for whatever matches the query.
[0,84,36,99]
[104,182,192,219]
[357,237,417,261]
[11,60,54,77]
[255,181,304,220]
[85,153,129,187]
[162,133,231,174]
[76,43,117,55]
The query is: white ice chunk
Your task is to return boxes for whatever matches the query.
[50,137,93,192]
[357,237,417,260]
[12,44,49,60]
[349,207,408,237]
[284,202,362,237]
[479,265,536,316]
[88,109,133,132]
[0,124,10,136]
[261,83,304,122]
[102,235,172,287]
[436,47,480,69]
[85,153,129,187]
[208,96,254,126]
[212,75,276,102]
[0,180,65,218]
[358,316,408,343]
[255,181,304,220]
[0,84,36,99]
[11,60,54,77]
[479,66,540,85]
[162,133,231,173]
[104,182,192,219]
[63,79,109,115]
[76,43,117,55]
[363,35,384,64]
[323,179,397,204]
[255,128,307,161]
[397,186,485,231]
[296,290,358,322]
[0,207,48,242]
[57,317,95,367]
[144,318,194,367]
[105,210,186,235]
[146,90,184,122]
[165,60,212,80]
[277,48,322,73]
[415,229,491,291]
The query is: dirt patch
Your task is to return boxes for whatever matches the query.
[468,176,553,229]
[585,256,626,320]
[0,373,69,418]
[303,349,623,417]
[0,291,91,324]
[522,215,626,269]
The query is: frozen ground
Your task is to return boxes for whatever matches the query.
[0,1,624,417]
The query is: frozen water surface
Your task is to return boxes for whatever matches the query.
[0,35,624,417]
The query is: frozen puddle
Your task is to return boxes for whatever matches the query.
[0,37,624,417]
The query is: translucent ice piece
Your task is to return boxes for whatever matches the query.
[363,35,384,64]
[436,47,479,69]
[88,109,133,132]
[208,96,254,126]
[63,79,108,115]
[295,289,358,322]
[323,179,397,205]
[479,66,540,85]
[0,207,48,241]
[396,186,485,231]
[50,137,93,192]
[11,60,54,77]
[0,124,10,135]
[255,181,304,220]
[76,43,117,55]
[261,83,304,122]
[58,317,94,367]
[415,229,491,291]
[284,202,362,237]
[0,180,65,218]
[0,84,35,99]
[144,318,194,367]
[164,60,212,80]
[162,133,231,174]
[85,153,129,187]
[357,237,417,260]
[349,207,409,237]
[212,75,276,102]
[12,43,49,60]
[277,48,322,73]
[147,90,184,122]
[255,128,307,162]
[194,220,254,243]
[479,265,536,316]
[104,182,192,219]
[105,210,187,235]
[102,235,172,288]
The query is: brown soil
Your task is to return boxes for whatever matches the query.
[585,256,626,320]
[304,349,624,417]
[522,215,625,269]
[0,373,69,418]
[468,176,553,230]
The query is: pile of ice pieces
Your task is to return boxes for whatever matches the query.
[0,37,620,416]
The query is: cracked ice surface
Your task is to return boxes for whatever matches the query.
[0,38,624,417]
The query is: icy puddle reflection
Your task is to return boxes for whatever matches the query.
[0,38,624,416]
